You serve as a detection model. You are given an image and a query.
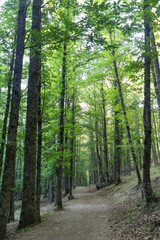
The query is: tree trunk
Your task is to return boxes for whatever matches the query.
[8,185,15,222]
[143,1,155,205]
[69,91,75,200]
[54,43,66,209]
[112,51,142,185]
[113,79,121,184]
[95,119,103,177]
[64,98,70,196]
[48,178,54,203]
[0,1,27,238]
[42,181,48,199]
[150,28,160,96]
[114,112,121,184]
[101,83,110,185]
[152,140,158,167]
[151,65,160,108]
[19,0,42,228]
[126,144,131,175]
[0,38,16,178]
[15,113,23,200]
[152,112,160,163]
[90,131,98,184]
[36,62,42,222]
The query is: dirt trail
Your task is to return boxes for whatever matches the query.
[9,186,113,240]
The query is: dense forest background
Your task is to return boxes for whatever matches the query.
[0,0,160,239]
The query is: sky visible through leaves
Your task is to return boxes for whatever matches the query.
[0,0,6,6]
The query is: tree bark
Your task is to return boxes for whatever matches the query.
[64,97,70,196]
[150,29,160,96]
[90,130,98,184]
[114,111,121,184]
[69,91,75,200]
[101,82,110,185]
[113,80,121,184]
[36,62,42,222]
[48,178,54,203]
[152,140,158,167]
[151,65,160,108]
[15,113,23,200]
[54,43,67,209]
[64,133,69,196]
[143,1,155,205]
[0,37,16,178]
[0,1,27,238]
[8,185,15,222]
[95,120,102,176]
[19,0,42,228]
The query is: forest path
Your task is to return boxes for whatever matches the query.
[10,186,116,240]
[8,173,160,240]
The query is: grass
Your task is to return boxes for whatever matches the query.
[16,226,30,234]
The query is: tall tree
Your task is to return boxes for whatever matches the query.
[112,50,142,186]
[54,43,67,209]
[101,82,110,185]
[113,80,121,185]
[36,65,42,222]
[150,29,160,97]
[151,65,160,108]
[0,0,27,238]
[143,0,155,205]
[19,0,42,228]
[68,90,75,200]
[0,36,16,178]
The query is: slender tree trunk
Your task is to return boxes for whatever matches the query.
[69,91,75,200]
[42,180,48,199]
[152,112,160,163]
[124,144,131,175]
[89,121,98,183]
[48,178,54,203]
[151,65,160,108]
[150,28,160,95]
[19,0,42,228]
[127,145,131,175]
[64,133,69,196]
[113,79,121,184]
[152,140,158,167]
[143,1,155,205]
[90,132,98,184]
[114,111,121,184]
[0,1,27,238]
[3,42,17,220]
[93,154,98,183]
[76,161,79,186]
[64,97,70,196]
[64,174,69,196]
[112,51,142,185]
[36,63,42,222]
[73,151,76,189]
[101,83,110,184]
[95,121,102,176]
[16,113,23,200]
[0,38,16,178]
[54,43,67,209]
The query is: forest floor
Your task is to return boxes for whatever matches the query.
[6,168,160,240]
